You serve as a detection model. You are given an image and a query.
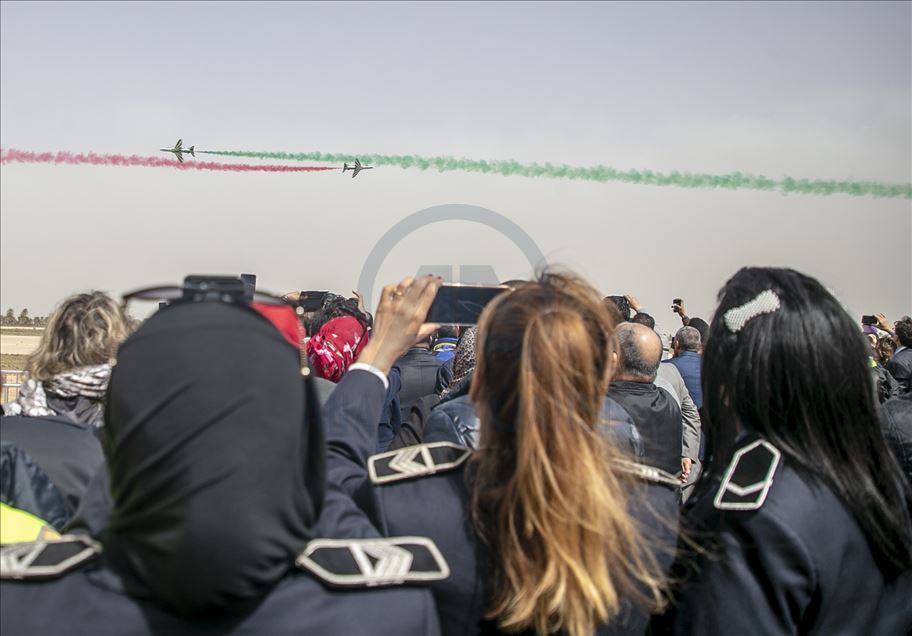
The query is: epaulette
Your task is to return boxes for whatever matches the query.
[297,536,450,587]
[714,439,782,511]
[0,535,101,580]
[616,459,681,489]
[368,442,471,485]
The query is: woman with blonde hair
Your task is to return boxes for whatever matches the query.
[325,272,674,635]
[2,291,131,529]
[4,291,131,428]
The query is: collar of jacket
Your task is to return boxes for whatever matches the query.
[609,380,658,395]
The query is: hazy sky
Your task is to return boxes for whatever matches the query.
[1,1,910,333]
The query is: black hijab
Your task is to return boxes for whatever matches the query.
[102,300,324,615]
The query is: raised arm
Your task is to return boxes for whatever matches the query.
[323,277,441,498]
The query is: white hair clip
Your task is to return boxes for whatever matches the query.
[724,290,781,333]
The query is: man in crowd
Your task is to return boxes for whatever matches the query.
[886,316,912,396]
[665,326,703,409]
[607,323,683,478]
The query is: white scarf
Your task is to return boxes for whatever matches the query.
[4,364,111,419]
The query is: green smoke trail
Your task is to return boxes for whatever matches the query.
[197,150,912,199]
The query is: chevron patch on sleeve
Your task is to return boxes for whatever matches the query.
[296,536,450,587]
[368,441,471,485]
[714,439,782,511]
[0,535,101,580]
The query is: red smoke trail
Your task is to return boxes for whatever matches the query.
[0,149,338,173]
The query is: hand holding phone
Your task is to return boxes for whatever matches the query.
[358,276,442,374]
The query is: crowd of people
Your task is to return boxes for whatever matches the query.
[1,267,910,635]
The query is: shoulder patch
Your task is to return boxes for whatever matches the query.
[616,459,681,489]
[714,439,782,511]
[368,441,470,485]
[296,536,450,588]
[0,535,101,580]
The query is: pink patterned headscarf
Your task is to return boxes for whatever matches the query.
[305,316,368,382]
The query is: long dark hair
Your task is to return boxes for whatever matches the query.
[700,267,912,576]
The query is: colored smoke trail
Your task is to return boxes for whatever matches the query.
[0,149,338,173]
[199,150,912,199]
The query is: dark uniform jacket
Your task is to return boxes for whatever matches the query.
[0,476,443,636]
[1,414,104,518]
[1,443,69,531]
[661,433,912,635]
[326,370,680,636]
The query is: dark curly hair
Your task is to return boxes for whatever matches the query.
[895,317,912,348]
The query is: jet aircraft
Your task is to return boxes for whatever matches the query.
[342,158,373,178]
[160,139,195,162]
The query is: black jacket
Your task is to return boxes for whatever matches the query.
[660,433,912,635]
[887,348,912,396]
[0,415,104,518]
[0,443,69,530]
[606,381,682,476]
[883,393,912,483]
[326,370,680,636]
[435,358,455,394]
[394,348,444,420]
[874,362,901,403]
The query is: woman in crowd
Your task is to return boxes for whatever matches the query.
[662,267,912,634]
[4,291,131,428]
[1,291,128,526]
[1,290,441,635]
[326,272,673,636]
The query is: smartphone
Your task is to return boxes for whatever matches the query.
[426,284,509,326]
[298,291,329,313]
[861,315,879,326]
[673,298,683,306]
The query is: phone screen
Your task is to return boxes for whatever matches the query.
[426,284,509,325]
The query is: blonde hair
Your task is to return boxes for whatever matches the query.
[25,291,132,382]
[470,272,667,636]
